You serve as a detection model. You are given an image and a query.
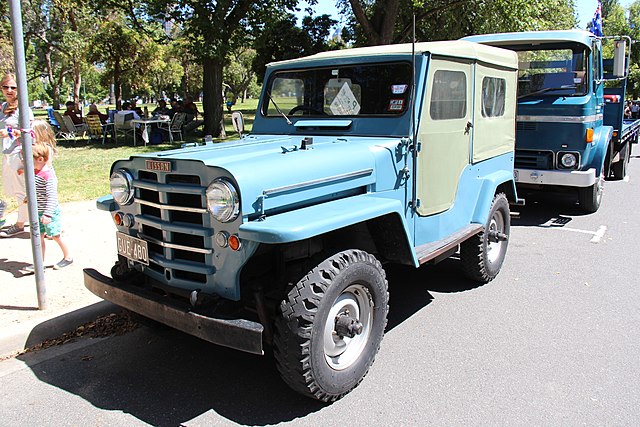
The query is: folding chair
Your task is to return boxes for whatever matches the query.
[52,111,76,139]
[61,115,88,139]
[165,112,186,142]
[114,112,135,142]
[46,107,60,130]
[85,115,107,143]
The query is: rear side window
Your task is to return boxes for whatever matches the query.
[430,70,467,120]
[481,77,506,117]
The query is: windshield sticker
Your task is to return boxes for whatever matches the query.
[388,99,405,112]
[391,84,408,94]
[330,82,361,115]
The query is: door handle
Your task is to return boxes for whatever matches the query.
[464,121,473,135]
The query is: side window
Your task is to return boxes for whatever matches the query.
[593,42,601,82]
[481,77,506,117]
[430,70,467,120]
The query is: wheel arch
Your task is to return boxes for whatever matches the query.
[591,125,614,176]
[471,171,516,225]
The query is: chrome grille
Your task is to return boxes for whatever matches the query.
[132,168,214,287]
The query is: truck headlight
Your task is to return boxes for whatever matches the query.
[206,179,240,222]
[110,169,134,205]
[560,153,578,169]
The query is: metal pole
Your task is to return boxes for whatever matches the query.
[8,0,47,310]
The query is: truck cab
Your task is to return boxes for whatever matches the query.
[85,40,519,401]
[464,30,637,212]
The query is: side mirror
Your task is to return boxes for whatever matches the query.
[231,111,244,137]
[613,39,626,78]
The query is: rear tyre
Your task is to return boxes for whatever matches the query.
[578,169,604,213]
[274,249,388,402]
[611,143,629,180]
[461,193,510,283]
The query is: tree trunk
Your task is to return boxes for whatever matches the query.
[114,59,122,110]
[73,62,82,109]
[202,57,225,138]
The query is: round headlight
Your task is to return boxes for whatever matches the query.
[206,179,240,222]
[561,153,578,168]
[110,169,134,205]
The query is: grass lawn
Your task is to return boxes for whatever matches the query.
[1,100,258,217]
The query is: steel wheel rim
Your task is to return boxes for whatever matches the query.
[596,172,604,203]
[323,284,373,370]
[487,210,505,263]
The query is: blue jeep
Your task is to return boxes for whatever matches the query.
[85,40,519,401]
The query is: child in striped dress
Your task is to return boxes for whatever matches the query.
[24,122,72,272]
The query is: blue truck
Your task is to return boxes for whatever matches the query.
[84,40,519,401]
[464,30,640,212]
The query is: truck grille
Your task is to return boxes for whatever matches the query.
[515,150,554,170]
[133,169,214,287]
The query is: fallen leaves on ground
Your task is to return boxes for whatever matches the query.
[7,310,139,359]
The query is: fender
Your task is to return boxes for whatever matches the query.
[471,170,516,225]
[588,125,613,175]
[239,194,417,263]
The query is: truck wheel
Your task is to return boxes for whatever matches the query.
[578,170,604,213]
[611,143,629,180]
[461,193,510,283]
[274,249,389,402]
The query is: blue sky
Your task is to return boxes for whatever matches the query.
[297,0,635,32]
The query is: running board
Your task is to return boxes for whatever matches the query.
[415,224,483,265]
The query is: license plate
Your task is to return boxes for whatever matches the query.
[117,232,149,265]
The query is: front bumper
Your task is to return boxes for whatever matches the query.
[83,268,264,355]
[514,168,596,187]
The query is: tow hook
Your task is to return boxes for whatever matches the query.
[489,230,508,243]
[334,313,363,338]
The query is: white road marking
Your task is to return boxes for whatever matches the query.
[537,221,607,243]
[589,225,607,243]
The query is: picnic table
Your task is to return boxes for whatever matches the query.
[131,117,170,146]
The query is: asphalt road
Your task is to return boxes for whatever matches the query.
[1,156,639,426]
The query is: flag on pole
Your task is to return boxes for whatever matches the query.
[591,0,603,37]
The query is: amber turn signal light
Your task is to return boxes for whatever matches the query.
[585,128,594,143]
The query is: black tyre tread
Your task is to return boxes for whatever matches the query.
[460,193,509,283]
[578,178,602,213]
[273,249,388,402]
[611,143,629,180]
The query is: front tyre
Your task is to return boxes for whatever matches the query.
[578,169,604,213]
[461,193,510,283]
[274,249,389,402]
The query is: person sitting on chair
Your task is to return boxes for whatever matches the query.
[63,101,84,125]
[182,95,204,133]
[87,104,108,124]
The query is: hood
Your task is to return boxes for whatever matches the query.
[136,134,395,219]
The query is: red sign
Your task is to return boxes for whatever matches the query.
[145,160,171,172]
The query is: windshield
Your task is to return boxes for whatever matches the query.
[516,45,588,98]
[262,62,413,118]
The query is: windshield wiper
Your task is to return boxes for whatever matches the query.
[266,92,292,125]
[519,85,577,99]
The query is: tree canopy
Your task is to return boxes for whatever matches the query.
[3,0,640,136]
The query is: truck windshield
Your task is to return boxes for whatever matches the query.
[262,62,413,118]
[516,45,588,98]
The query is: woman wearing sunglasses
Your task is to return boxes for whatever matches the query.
[0,73,34,237]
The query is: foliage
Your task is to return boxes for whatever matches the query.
[224,47,258,102]
[339,0,577,46]
[252,12,339,82]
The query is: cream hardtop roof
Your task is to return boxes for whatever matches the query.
[268,40,518,70]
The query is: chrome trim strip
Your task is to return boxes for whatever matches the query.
[137,199,208,214]
[263,168,374,197]
[517,114,602,123]
[133,179,205,195]
[139,233,213,254]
